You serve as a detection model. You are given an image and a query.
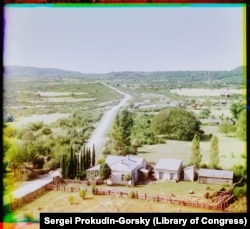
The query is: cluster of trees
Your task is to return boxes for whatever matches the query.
[189,131,246,194]
[219,102,246,140]
[189,134,220,170]
[106,108,163,155]
[3,115,96,190]
[150,107,201,140]
[106,107,201,156]
[61,144,96,180]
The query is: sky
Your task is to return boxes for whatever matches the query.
[3,4,245,73]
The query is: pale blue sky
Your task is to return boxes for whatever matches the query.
[3,4,244,73]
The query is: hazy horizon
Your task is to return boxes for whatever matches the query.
[4,5,244,73]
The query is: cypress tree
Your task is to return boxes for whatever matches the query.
[61,153,67,179]
[67,145,76,179]
[82,148,86,172]
[189,134,202,168]
[86,147,91,169]
[92,144,96,167]
[209,135,220,169]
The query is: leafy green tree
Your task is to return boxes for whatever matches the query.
[111,109,134,154]
[150,107,200,140]
[235,109,246,141]
[199,109,211,119]
[230,103,245,119]
[233,150,247,182]
[209,135,220,169]
[189,134,202,168]
[219,120,235,136]
[99,163,111,180]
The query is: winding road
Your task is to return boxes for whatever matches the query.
[85,82,132,159]
[9,83,131,199]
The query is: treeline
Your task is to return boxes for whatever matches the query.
[106,66,245,88]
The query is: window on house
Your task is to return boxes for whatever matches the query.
[121,174,126,181]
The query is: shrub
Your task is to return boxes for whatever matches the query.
[79,189,87,199]
[23,211,35,221]
[91,183,97,195]
[204,192,210,199]
[233,184,247,198]
[128,190,135,199]
[68,195,75,205]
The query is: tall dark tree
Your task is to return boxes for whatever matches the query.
[91,144,96,167]
[67,145,76,179]
[60,153,68,179]
[81,147,86,172]
[86,147,91,169]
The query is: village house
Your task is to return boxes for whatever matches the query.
[86,155,148,186]
[154,158,183,182]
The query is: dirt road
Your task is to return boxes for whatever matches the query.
[11,170,61,199]
[85,82,131,159]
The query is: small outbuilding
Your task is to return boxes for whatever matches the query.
[154,158,183,182]
[198,168,234,185]
[183,165,196,182]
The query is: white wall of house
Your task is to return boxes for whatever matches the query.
[111,172,126,185]
[184,166,195,181]
[111,168,140,185]
[155,169,180,181]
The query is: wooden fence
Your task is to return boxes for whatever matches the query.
[8,182,53,211]
[46,183,232,211]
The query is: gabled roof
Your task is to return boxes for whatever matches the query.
[106,155,144,166]
[184,165,195,170]
[107,155,143,173]
[86,155,145,173]
[198,169,234,179]
[155,158,183,171]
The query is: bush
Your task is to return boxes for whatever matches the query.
[204,192,210,199]
[23,211,35,221]
[79,189,87,199]
[91,183,97,195]
[68,195,75,205]
[233,184,247,198]
[128,190,135,199]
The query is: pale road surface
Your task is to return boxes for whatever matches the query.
[86,82,132,160]
[11,170,61,199]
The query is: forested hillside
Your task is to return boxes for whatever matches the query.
[4,65,245,88]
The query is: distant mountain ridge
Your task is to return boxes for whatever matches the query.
[4,65,244,76]
[4,65,245,84]
[4,65,86,78]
